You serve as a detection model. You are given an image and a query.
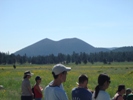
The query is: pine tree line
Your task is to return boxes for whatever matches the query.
[0,51,133,65]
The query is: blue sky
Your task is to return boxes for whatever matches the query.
[0,0,133,53]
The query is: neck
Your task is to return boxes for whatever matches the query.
[100,86,106,91]
[118,92,123,95]
[52,79,61,87]
[25,77,29,80]
[78,84,86,89]
[36,83,39,85]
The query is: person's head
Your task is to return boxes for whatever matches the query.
[35,76,41,84]
[23,70,34,79]
[78,74,88,88]
[117,85,126,95]
[126,88,132,95]
[94,73,111,99]
[52,64,71,82]
[98,73,110,89]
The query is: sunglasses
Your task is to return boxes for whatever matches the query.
[108,80,111,83]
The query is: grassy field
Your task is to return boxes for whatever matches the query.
[0,62,133,100]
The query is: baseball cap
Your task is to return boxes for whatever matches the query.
[52,64,71,75]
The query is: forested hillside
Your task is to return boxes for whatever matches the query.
[0,51,133,65]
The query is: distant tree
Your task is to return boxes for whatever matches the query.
[82,52,88,64]
[75,61,79,65]
[0,52,3,64]
[90,60,94,64]
[48,54,55,64]
[57,53,65,63]
[71,52,76,63]
[103,58,107,64]
[66,54,71,64]
[1,49,133,65]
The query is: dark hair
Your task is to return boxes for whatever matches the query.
[78,74,88,84]
[126,88,132,93]
[23,75,28,79]
[52,71,66,79]
[35,76,41,81]
[94,73,110,99]
[117,85,125,92]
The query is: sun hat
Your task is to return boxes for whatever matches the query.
[24,70,34,76]
[52,64,71,75]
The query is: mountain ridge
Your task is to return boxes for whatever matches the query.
[14,38,133,57]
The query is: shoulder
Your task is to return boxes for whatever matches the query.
[72,87,87,92]
[72,87,77,91]
[45,85,64,92]
[49,81,64,89]
[22,79,30,85]
[127,94,133,99]
[44,85,68,100]
[117,95,123,100]
[49,81,53,85]
[52,87,66,96]
[72,88,92,95]
[128,94,133,97]
[99,90,109,95]
[54,87,64,92]
[98,90,110,99]
[44,85,50,91]
[44,85,51,90]
[81,88,92,95]
[113,93,121,100]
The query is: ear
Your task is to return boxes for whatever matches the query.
[58,73,63,78]
[104,81,108,85]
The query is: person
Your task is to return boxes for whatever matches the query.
[126,88,133,100]
[112,85,125,100]
[123,88,132,100]
[92,73,111,100]
[33,76,43,100]
[72,74,92,100]
[44,64,71,100]
[21,70,34,100]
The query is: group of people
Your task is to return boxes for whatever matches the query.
[21,70,43,100]
[21,64,133,100]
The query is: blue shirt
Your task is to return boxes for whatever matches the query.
[72,87,92,100]
[44,85,68,100]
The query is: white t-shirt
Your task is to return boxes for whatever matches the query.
[44,85,68,100]
[92,90,110,100]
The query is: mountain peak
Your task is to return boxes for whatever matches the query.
[40,38,55,42]
[14,38,109,56]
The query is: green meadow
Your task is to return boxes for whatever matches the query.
[0,62,133,100]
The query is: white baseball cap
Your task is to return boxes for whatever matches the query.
[52,64,71,75]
